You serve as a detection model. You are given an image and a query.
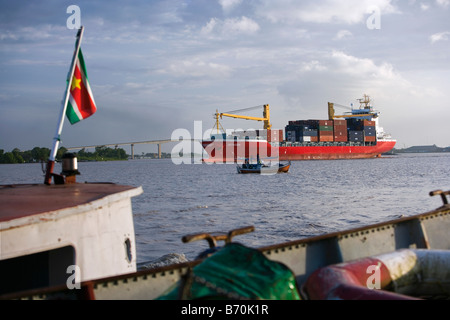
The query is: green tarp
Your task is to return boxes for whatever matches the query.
[157,243,301,300]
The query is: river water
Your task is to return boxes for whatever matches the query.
[1,153,449,264]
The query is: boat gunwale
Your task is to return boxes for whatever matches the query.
[259,204,450,253]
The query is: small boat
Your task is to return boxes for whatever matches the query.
[236,161,291,174]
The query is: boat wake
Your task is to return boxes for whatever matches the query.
[138,253,189,270]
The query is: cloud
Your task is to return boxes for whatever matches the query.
[223,16,260,34]
[420,3,430,10]
[158,59,232,79]
[277,50,425,109]
[201,16,260,36]
[0,24,68,42]
[219,0,243,12]
[329,51,403,82]
[334,30,353,40]
[430,31,450,43]
[257,0,398,25]
[8,59,66,67]
[201,18,218,35]
[300,60,327,72]
[436,0,450,8]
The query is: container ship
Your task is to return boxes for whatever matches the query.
[201,95,396,162]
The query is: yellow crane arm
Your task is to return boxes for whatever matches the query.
[220,113,268,122]
[216,104,272,130]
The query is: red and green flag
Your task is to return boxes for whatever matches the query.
[66,49,97,124]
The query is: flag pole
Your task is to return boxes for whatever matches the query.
[44,26,84,185]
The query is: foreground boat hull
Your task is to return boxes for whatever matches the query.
[4,192,449,300]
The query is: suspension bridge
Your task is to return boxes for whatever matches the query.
[66,139,199,159]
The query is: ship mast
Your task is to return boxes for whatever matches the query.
[357,94,372,110]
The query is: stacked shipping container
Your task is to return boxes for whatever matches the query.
[333,119,348,142]
[266,129,283,142]
[285,118,377,144]
[363,120,376,142]
[232,129,283,142]
[347,119,376,142]
[286,120,320,142]
[318,120,333,142]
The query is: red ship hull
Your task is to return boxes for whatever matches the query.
[201,139,274,163]
[279,140,396,160]
[201,140,396,163]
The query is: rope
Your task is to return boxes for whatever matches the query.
[223,105,264,114]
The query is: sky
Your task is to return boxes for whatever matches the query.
[1,0,449,155]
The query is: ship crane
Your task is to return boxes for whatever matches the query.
[213,104,272,134]
[328,94,379,120]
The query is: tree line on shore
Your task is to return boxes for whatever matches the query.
[0,146,128,164]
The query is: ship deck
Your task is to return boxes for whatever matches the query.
[0,183,140,227]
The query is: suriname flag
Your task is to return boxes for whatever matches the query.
[66,49,97,124]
